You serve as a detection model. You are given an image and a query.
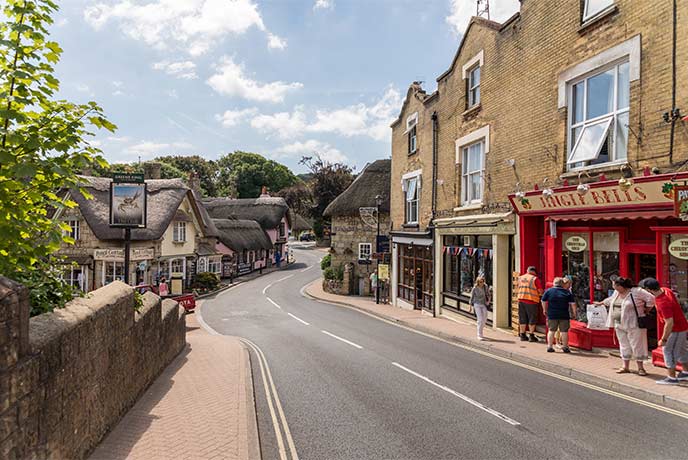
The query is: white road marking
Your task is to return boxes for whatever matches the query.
[242,339,300,460]
[277,274,294,282]
[287,312,310,326]
[300,265,314,272]
[321,330,363,349]
[262,283,273,295]
[267,297,282,309]
[222,318,229,321]
[392,362,521,426]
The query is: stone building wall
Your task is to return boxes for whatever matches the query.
[0,278,186,459]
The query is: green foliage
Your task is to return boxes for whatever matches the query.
[192,272,220,291]
[0,0,115,314]
[133,290,144,313]
[14,259,78,316]
[93,160,184,180]
[323,264,344,281]
[217,151,299,198]
[155,155,219,196]
[276,182,313,217]
[320,253,331,271]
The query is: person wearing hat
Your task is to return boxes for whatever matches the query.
[641,278,688,385]
[517,266,544,342]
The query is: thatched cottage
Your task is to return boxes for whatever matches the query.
[54,175,220,293]
[324,159,391,295]
[212,219,274,276]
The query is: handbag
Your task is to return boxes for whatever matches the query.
[630,293,651,329]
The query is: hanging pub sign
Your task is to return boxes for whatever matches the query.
[110,173,147,228]
[674,185,688,221]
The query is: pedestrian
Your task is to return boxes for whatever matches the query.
[469,276,490,341]
[595,277,655,376]
[369,271,378,296]
[640,278,688,385]
[517,266,544,342]
[541,277,577,353]
[158,277,169,297]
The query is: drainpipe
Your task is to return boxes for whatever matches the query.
[669,0,677,163]
[431,111,438,221]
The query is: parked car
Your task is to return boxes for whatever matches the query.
[299,233,314,241]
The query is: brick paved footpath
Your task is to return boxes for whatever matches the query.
[89,313,260,460]
[306,279,688,413]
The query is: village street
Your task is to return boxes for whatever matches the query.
[199,247,688,460]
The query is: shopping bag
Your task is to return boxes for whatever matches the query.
[586,304,608,330]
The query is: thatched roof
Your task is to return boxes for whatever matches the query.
[69,176,203,241]
[202,196,289,230]
[291,212,312,232]
[213,219,273,252]
[324,159,390,217]
[191,189,218,237]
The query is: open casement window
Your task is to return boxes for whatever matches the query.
[567,61,629,169]
[461,141,484,204]
[404,177,419,224]
[406,112,418,155]
[583,0,614,22]
[358,243,372,261]
[468,65,480,108]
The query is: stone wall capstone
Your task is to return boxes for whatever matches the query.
[0,279,186,459]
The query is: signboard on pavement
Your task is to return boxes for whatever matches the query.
[378,264,389,281]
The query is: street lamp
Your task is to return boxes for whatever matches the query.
[375,194,382,304]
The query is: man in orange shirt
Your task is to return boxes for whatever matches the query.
[517,266,544,342]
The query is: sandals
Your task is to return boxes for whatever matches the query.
[616,368,630,374]
[637,369,648,376]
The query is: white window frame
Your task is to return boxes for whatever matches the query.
[566,59,630,169]
[405,112,418,132]
[461,141,485,205]
[401,170,422,225]
[358,243,372,261]
[468,65,480,108]
[173,221,187,243]
[208,259,221,275]
[62,265,87,291]
[404,177,419,224]
[455,126,490,207]
[102,261,125,286]
[170,258,185,275]
[63,220,80,240]
[197,256,208,273]
[583,0,614,22]
[408,126,417,154]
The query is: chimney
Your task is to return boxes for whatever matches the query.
[187,171,201,194]
[260,185,270,197]
[143,162,161,180]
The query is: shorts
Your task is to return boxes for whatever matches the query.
[547,319,570,332]
[663,331,688,369]
[518,301,538,325]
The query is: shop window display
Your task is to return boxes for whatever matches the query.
[592,232,620,301]
[663,234,688,320]
[443,235,493,301]
[561,232,590,321]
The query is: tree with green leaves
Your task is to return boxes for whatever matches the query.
[277,182,313,217]
[299,156,354,240]
[0,0,115,314]
[155,155,219,196]
[217,151,298,198]
[93,160,185,181]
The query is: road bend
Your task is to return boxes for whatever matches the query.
[200,247,688,460]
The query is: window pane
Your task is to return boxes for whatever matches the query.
[470,172,481,201]
[572,82,585,124]
[615,112,629,160]
[469,142,482,172]
[585,0,614,19]
[617,62,629,109]
[561,232,590,321]
[586,68,614,119]
[406,178,417,201]
[462,148,469,174]
[593,232,620,302]
[568,118,612,164]
[471,66,480,86]
[571,126,583,150]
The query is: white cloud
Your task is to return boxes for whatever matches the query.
[152,60,198,79]
[313,0,333,10]
[250,106,308,139]
[267,33,287,50]
[446,0,520,36]
[84,0,285,55]
[112,80,124,88]
[167,89,179,99]
[107,136,131,142]
[56,18,69,27]
[123,140,194,158]
[207,56,303,103]
[274,139,346,163]
[112,90,125,96]
[216,108,258,127]
[245,85,401,141]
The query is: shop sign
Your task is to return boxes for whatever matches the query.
[237,262,252,276]
[94,248,154,261]
[378,264,389,281]
[674,185,688,221]
[565,236,587,252]
[509,179,673,214]
[668,239,688,260]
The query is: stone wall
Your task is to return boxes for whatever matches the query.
[0,278,186,459]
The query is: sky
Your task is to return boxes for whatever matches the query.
[51,0,520,174]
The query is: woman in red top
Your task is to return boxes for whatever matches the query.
[642,278,688,385]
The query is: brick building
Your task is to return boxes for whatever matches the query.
[390,0,687,342]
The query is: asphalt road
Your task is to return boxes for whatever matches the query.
[200,247,688,460]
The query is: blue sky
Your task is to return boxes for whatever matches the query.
[51,0,519,174]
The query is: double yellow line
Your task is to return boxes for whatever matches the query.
[241,338,299,460]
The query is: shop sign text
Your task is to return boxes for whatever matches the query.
[94,248,154,261]
[668,239,688,260]
[565,236,588,252]
[674,185,688,221]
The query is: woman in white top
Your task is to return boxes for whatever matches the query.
[595,277,655,376]
[469,277,491,341]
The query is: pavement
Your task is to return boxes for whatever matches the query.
[304,278,688,413]
[89,313,260,460]
[199,247,688,460]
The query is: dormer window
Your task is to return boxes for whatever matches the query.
[406,112,418,155]
[468,65,480,107]
[173,221,187,243]
[583,0,614,22]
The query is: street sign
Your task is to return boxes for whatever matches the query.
[110,182,147,228]
[376,235,390,253]
[378,264,389,281]
[113,172,145,184]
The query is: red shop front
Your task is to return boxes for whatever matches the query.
[509,172,688,366]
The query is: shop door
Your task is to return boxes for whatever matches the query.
[627,252,658,349]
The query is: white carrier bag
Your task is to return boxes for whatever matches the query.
[586,304,608,330]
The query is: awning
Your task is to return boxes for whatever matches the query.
[547,209,675,222]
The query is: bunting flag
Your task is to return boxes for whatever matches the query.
[454,246,461,256]
[467,247,474,256]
